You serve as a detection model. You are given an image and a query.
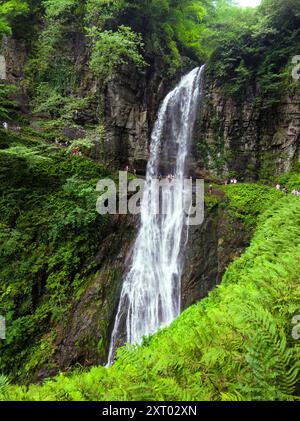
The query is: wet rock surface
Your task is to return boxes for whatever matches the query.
[182,199,250,310]
[197,83,300,180]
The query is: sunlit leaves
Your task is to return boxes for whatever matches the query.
[88,25,146,80]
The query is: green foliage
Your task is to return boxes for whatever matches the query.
[85,0,125,28]
[258,151,278,184]
[24,0,213,113]
[200,0,257,57]
[206,0,300,105]
[2,185,300,401]
[223,183,283,228]
[31,83,93,125]
[0,83,18,119]
[85,0,213,76]
[25,0,297,119]
[88,25,146,80]
[278,172,300,192]
[23,0,85,118]
[0,374,10,398]
[118,0,208,74]
[0,129,111,379]
[43,0,77,18]
[0,0,28,34]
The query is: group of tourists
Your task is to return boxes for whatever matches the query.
[157,173,178,182]
[54,140,70,148]
[54,140,83,157]
[2,121,21,132]
[70,146,82,156]
[125,165,137,175]
[223,178,238,185]
[167,174,176,182]
[276,184,300,196]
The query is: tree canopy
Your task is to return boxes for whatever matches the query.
[0,0,29,34]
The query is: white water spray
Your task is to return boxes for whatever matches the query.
[108,66,205,365]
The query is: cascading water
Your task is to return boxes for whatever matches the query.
[108,65,205,365]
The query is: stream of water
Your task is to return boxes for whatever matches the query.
[107,65,205,365]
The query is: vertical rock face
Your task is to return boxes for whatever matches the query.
[196,82,300,180]
[181,200,250,310]
[103,65,178,173]
[1,36,26,83]
[104,68,149,172]
[3,33,299,179]
[1,35,28,113]
[1,34,175,174]
[274,94,300,171]
[99,64,300,179]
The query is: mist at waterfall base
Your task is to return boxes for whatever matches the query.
[107,66,205,366]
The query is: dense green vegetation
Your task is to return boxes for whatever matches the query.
[223,183,283,228]
[4,0,299,122]
[19,0,215,122]
[0,1,30,121]
[0,83,18,120]
[0,1,28,35]
[279,170,300,193]
[1,0,300,403]
[207,0,300,106]
[0,129,111,379]
[1,184,299,400]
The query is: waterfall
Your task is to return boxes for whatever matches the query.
[108,65,205,365]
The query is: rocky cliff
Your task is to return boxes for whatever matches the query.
[196,82,300,181]
[182,197,250,310]
[103,65,170,173]
[99,62,300,181]
[3,20,300,181]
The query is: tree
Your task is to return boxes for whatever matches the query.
[88,25,146,80]
[0,0,29,34]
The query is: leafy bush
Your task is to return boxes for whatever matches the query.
[0,129,111,379]
[88,25,146,80]
[223,183,283,228]
[206,0,300,105]
[0,0,28,34]
[0,374,10,399]
[278,172,300,192]
[0,83,18,119]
